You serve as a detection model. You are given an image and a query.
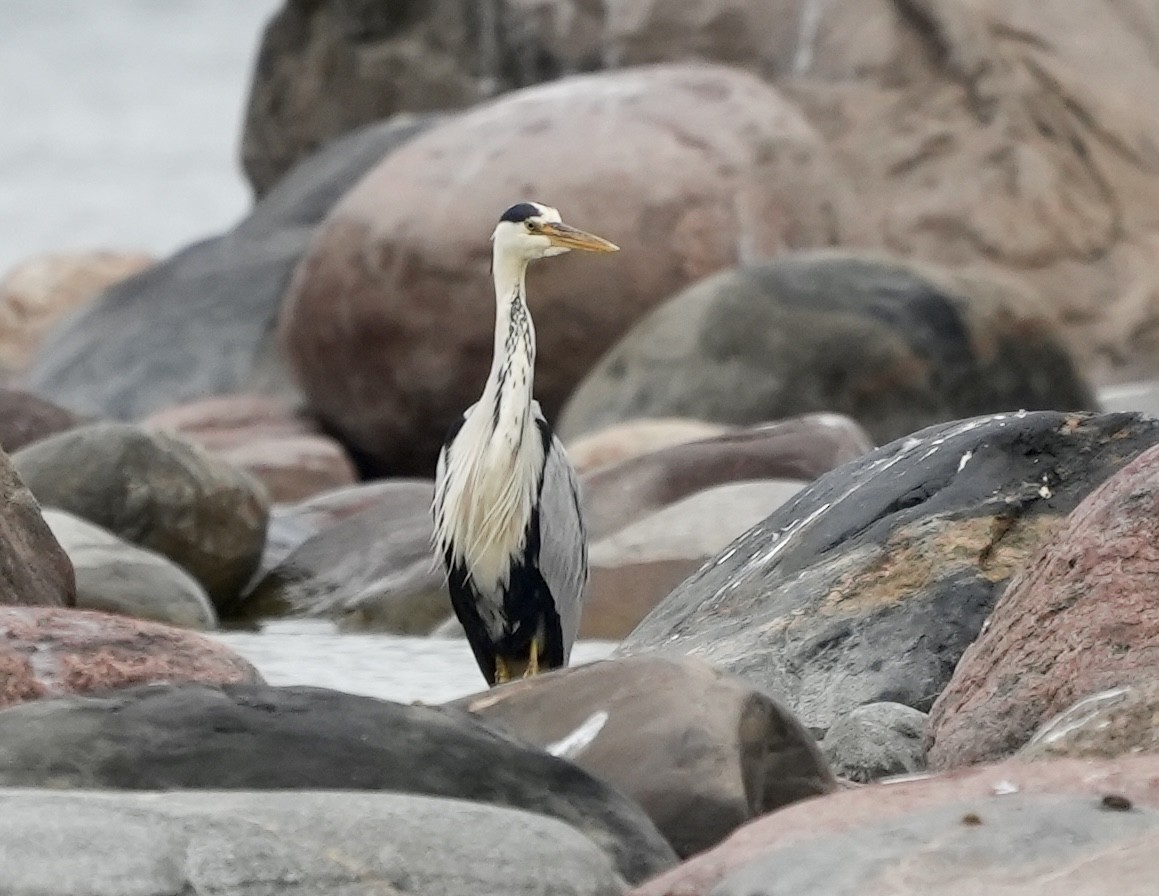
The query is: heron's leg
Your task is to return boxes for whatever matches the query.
[494,655,511,685]
[525,639,540,678]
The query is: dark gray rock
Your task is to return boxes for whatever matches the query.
[821,702,928,783]
[615,411,1159,732]
[20,114,438,421]
[232,480,448,632]
[12,423,268,607]
[0,789,627,896]
[241,1,602,195]
[0,681,676,884]
[710,794,1159,896]
[559,251,1098,445]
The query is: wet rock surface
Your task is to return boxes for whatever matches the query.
[0,681,676,884]
[616,411,1159,732]
[452,655,836,858]
[929,440,1159,768]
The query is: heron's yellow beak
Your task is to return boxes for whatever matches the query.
[539,221,619,253]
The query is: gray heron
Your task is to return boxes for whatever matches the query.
[432,201,619,686]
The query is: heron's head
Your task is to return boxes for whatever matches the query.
[491,201,619,263]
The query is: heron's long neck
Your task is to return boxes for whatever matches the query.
[481,250,536,439]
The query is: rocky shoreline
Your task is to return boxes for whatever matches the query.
[4,1,1159,894]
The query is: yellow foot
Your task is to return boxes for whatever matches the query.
[494,655,511,685]
[523,639,540,678]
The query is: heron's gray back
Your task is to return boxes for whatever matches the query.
[534,405,589,661]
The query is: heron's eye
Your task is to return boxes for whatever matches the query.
[524,221,536,232]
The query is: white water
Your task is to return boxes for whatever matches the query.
[212,620,619,704]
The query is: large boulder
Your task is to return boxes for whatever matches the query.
[783,0,1159,384]
[451,655,836,858]
[277,63,861,475]
[631,753,1159,896]
[42,510,217,631]
[0,789,629,896]
[12,423,269,607]
[0,681,677,884]
[240,1,604,195]
[707,795,1159,896]
[0,608,261,709]
[927,440,1159,769]
[233,479,445,632]
[565,418,734,475]
[20,114,438,421]
[560,250,1096,444]
[615,411,1159,733]
[0,448,75,608]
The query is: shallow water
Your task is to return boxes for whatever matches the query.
[211,620,620,704]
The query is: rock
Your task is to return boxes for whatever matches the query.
[41,510,217,631]
[927,440,1159,769]
[0,250,153,372]
[0,447,75,608]
[631,753,1159,896]
[277,63,861,475]
[586,481,804,640]
[1019,685,1159,761]
[709,794,1159,896]
[240,2,604,195]
[559,250,1097,445]
[0,788,630,896]
[581,413,874,541]
[144,394,359,503]
[12,423,269,608]
[566,418,734,475]
[450,655,836,858]
[215,434,358,504]
[233,480,445,632]
[614,411,1159,733]
[21,114,438,422]
[0,681,677,884]
[821,702,928,783]
[782,0,1159,384]
[0,388,86,453]
[142,393,324,450]
[0,608,261,709]
[256,479,428,574]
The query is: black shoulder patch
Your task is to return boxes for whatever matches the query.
[499,202,540,223]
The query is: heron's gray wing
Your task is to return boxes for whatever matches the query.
[533,406,588,663]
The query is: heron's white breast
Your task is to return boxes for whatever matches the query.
[434,407,545,596]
